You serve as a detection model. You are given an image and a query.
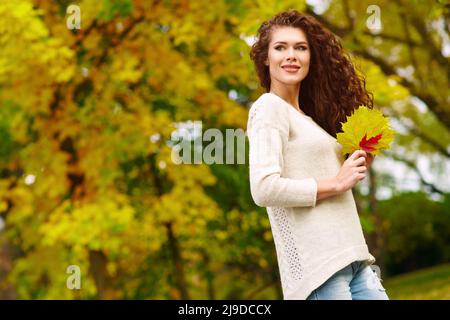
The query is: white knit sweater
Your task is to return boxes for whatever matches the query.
[247,92,375,299]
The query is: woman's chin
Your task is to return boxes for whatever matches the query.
[280,77,305,85]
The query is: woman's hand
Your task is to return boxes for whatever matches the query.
[335,150,368,193]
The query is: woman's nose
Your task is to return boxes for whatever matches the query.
[286,47,296,60]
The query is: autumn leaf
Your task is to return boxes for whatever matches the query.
[336,105,395,156]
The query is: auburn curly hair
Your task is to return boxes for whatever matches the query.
[250,10,373,138]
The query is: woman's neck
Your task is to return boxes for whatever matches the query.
[269,85,302,112]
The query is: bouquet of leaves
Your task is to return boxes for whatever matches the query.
[336,105,395,158]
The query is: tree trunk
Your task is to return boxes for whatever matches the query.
[201,250,215,300]
[0,233,17,299]
[165,221,189,299]
[89,250,115,299]
[368,167,386,273]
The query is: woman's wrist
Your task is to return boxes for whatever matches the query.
[332,177,344,194]
[316,178,343,201]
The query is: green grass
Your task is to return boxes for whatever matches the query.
[383,263,450,300]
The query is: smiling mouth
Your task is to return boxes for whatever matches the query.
[282,66,300,72]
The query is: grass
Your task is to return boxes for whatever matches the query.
[383,263,450,300]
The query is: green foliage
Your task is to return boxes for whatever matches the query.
[379,192,450,275]
[384,263,450,300]
[99,0,134,21]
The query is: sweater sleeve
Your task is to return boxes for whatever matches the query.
[247,101,318,208]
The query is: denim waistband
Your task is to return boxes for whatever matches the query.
[350,260,365,276]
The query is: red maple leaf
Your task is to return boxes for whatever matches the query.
[359,133,382,153]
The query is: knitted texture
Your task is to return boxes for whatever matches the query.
[247,93,376,299]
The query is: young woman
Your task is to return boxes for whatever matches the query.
[247,10,388,300]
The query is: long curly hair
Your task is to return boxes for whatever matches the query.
[250,10,373,138]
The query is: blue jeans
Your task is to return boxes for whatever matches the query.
[306,260,389,300]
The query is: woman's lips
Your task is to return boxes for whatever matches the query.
[282,66,300,73]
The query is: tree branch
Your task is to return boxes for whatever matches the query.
[399,5,424,86]
[361,30,422,47]
[306,6,450,130]
[410,16,450,80]
[387,107,450,158]
[384,150,445,195]
[94,16,145,67]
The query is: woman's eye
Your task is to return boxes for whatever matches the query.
[275,46,307,51]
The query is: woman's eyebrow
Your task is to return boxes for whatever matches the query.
[273,41,308,45]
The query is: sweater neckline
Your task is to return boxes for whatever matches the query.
[266,92,311,118]
[264,92,338,142]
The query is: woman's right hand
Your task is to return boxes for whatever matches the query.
[335,150,368,193]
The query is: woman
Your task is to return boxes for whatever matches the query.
[247,10,388,300]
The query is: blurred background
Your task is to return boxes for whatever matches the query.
[0,0,449,299]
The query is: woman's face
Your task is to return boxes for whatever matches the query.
[266,26,311,88]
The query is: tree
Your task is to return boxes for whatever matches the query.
[0,0,448,299]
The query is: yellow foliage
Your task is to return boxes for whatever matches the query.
[0,0,75,84]
[110,52,142,83]
[39,197,135,256]
[336,106,396,156]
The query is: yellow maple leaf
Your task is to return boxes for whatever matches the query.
[336,105,395,156]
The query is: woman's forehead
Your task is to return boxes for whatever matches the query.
[270,26,308,44]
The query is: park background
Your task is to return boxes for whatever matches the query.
[0,0,449,299]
